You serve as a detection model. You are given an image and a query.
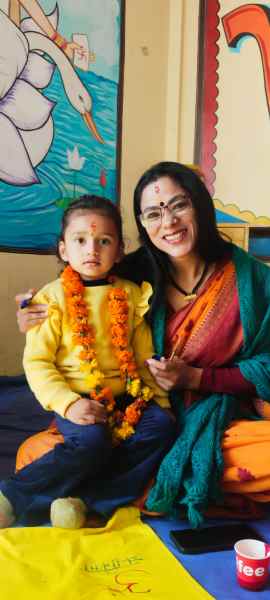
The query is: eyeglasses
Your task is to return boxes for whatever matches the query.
[139,195,192,229]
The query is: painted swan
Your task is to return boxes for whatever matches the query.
[0,7,103,186]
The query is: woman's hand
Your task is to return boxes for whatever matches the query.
[146,357,203,392]
[15,290,48,333]
[65,397,108,426]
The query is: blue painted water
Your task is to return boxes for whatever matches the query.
[0,68,120,251]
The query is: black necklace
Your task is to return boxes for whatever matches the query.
[83,278,110,287]
[168,262,209,301]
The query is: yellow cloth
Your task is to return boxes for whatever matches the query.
[23,278,169,416]
[0,508,213,600]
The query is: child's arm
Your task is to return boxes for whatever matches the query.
[130,281,170,408]
[132,319,170,408]
[22,285,88,418]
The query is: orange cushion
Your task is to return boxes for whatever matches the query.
[16,421,63,471]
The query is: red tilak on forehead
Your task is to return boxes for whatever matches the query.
[154,184,160,193]
[89,222,97,236]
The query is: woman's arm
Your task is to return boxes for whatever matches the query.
[15,290,48,333]
[146,357,256,395]
[200,367,256,395]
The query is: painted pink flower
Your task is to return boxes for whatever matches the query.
[99,169,107,188]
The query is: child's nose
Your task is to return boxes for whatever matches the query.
[86,239,98,254]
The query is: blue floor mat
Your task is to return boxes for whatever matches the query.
[145,515,270,599]
[0,376,51,478]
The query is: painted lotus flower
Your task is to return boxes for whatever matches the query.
[67,145,86,199]
[67,146,86,171]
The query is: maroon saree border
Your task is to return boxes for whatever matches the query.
[194,0,220,195]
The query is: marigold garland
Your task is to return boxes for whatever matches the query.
[61,266,153,443]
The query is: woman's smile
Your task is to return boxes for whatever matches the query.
[140,176,197,259]
[162,227,188,244]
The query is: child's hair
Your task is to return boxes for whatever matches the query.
[58,194,124,258]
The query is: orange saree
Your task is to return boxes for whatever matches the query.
[163,258,270,514]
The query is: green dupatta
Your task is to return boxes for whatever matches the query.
[146,246,270,527]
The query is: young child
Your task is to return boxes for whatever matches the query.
[0,195,175,528]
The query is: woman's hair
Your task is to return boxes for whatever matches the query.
[57,194,124,263]
[133,161,231,319]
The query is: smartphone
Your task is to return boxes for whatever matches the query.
[170,523,264,554]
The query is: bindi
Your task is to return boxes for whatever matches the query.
[90,222,97,236]
[154,184,160,193]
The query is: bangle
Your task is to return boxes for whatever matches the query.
[50,31,68,51]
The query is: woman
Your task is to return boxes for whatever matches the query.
[16,162,270,526]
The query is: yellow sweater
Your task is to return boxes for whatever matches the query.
[23,277,169,416]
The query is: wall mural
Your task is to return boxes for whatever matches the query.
[195,0,270,260]
[0,0,124,251]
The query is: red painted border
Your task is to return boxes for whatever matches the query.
[196,0,220,195]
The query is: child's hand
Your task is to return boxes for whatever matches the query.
[65,397,107,425]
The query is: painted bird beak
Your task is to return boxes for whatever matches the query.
[83,112,104,144]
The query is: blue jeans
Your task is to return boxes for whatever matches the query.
[0,403,176,523]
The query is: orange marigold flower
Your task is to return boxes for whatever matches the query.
[70,307,89,318]
[111,324,128,338]
[79,349,96,361]
[81,334,96,345]
[125,405,141,425]
[117,350,133,363]
[72,322,89,333]
[113,422,134,443]
[108,289,127,301]
[62,270,149,443]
